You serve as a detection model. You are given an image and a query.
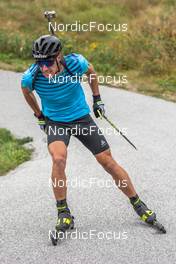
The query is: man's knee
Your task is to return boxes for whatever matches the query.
[95,149,115,170]
[52,154,67,170]
[48,141,67,170]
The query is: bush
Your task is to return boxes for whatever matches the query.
[0,128,33,175]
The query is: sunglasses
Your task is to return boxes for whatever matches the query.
[36,59,56,67]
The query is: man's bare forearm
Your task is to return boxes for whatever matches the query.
[22,88,41,117]
[88,74,100,96]
[86,64,100,96]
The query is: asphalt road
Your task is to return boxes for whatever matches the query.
[0,70,176,264]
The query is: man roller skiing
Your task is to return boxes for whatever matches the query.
[21,35,165,235]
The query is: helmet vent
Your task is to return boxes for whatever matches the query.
[54,43,60,53]
[48,42,55,54]
[42,43,48,53]
[35,42,39,52]
[40,38,45,45]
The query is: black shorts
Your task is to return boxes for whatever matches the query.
[45,114,110,155]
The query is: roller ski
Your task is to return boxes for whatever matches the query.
[131,195,166,234]
[50,201,75,246]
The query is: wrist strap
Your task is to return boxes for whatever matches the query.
[93,94,101,103]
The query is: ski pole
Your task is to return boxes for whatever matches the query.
[97,110,137,150]
[44,10,56,35]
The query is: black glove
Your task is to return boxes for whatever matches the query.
[93,95,105,118]
[34,112,46,132]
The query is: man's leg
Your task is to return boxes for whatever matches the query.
[95,149,156,223]
[48,140,74,231]
[48,141,68,201]
[95,149,136,198]
[74,114,156,224]
[46,117,73,231]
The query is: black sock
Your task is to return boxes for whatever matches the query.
[129,194,139,205]
[56,199,71,216]
[56,199,67,207]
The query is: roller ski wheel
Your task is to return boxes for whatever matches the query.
[50,230,59,246]
[50,214,75,246]
[148,219,166,234]
[131,197,166,234]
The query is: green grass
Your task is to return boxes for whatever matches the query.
[0,128,33,176]
[0,0,176,101]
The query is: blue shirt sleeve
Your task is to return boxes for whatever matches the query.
[21,64,38,91]
[77,54,89,75]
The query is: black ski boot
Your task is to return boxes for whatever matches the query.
[50,200,75,246]
[130,195,166,233]
[56,205,74,233]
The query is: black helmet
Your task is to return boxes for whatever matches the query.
[32,35,62,59]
